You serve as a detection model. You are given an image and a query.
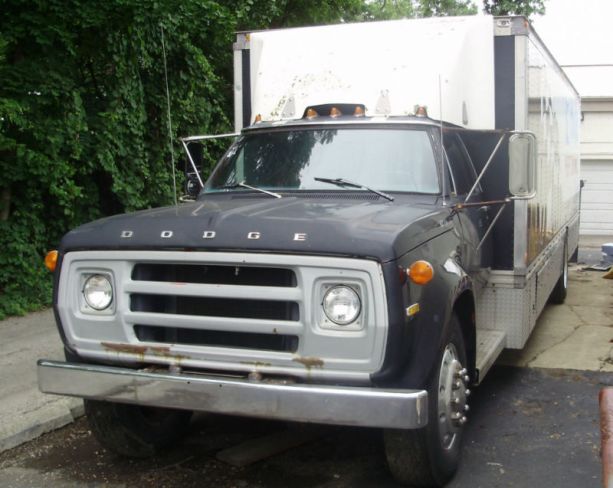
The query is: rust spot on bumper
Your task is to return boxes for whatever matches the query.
[240,361,273,368]
[292,356,324,369]
[101,342,148,355]
[101,342,188,361]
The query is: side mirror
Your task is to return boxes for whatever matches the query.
[185,172,201,199]
[183,142,204,200]
[508,132,536,199]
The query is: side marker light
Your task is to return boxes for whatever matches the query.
[406,303,420,317]
[408,260,434,285]
[45,250,58,272]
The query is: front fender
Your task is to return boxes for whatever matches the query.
[372,230,473,389]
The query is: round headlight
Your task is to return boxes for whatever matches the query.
[83,274,113,310]
[323,285,361,325]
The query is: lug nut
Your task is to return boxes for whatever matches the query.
[459,416,468,425]
[453,380,462,389]
[464,375,470,383]
[459,368,467,376]
[464,404,470,412]
[465,389,471,397]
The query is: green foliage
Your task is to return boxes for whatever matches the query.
[0,0,543,319]
[417,0,477,17]
[483,0,546,17]
[0,0,238,318]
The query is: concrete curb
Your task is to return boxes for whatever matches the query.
[0,308,85,454]
[0,398,84,453]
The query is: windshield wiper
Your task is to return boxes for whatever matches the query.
[314,177,394,202]
[219,181,282,199]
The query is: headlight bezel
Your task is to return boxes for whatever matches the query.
[82,273,114,312]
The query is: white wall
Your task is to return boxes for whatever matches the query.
[578,99,613,235]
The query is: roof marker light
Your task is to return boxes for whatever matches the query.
[414,105,428,117]
[330,107,342,118]
[306,108,318,119]
[354,106,365,117]
[254,114,262,123]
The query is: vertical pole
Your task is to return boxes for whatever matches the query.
[439,75,446,207]
[600,388,613,488]
[161,25,178,207]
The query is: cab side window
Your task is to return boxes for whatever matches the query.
[444,133,479,197]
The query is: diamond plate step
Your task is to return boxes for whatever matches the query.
[475,330,506,384]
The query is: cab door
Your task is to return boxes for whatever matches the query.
[443,131,493,272]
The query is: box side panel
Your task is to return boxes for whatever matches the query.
[248,16,495,128]
[520,30,581,266]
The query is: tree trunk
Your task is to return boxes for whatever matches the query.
[0,187,11,221]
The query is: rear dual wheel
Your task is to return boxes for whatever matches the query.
[384,316,469,487]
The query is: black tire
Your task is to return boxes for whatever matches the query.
[84,400,192,458]
[550,247,568,305]
[384,315,468,487]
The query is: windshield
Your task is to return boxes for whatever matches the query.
[204,128,439,194]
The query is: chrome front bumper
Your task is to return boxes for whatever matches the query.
[38,360,428,429]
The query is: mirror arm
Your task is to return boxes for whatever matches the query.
[181,139,205,188]
[464,133,506,203]
[453,198,511,210]
[477,200,509,251]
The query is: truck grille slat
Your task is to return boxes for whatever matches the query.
[134,325,298,352]
[132,263,297,287]
[130,294,299,321]
[123,311,301,334]
[123,281,302,302]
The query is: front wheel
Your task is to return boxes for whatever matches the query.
[84,400,192,458]
[384,315,469,486]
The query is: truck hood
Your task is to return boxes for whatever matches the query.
[60,194,452,262]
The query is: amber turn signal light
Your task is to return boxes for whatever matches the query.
[44,250,58,272]
[408,260,434,285]
[330,107,342,118]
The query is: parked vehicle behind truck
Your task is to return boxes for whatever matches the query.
[39,16,580,486]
